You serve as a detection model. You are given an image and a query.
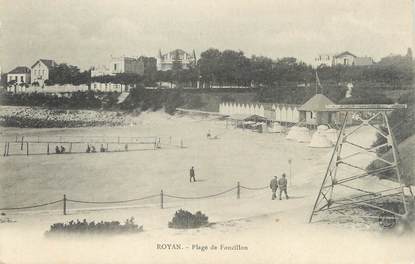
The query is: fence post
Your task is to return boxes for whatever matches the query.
[63,194,67,215]
[160,190,164,209]
[3,142,7,157]
[169,136,172,145]
[15,135,18,142]
[20,136,24,150]
[237,181,240,199]
[6,142,9,156]
[69,142,73,153]
[26,142,29,156]
[47,143,50,155]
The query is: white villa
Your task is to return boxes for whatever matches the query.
[157,49,196,71]
[91,56,144,92]
[31,59,57,86]
[6,66,31,93]
[313,51,374,68]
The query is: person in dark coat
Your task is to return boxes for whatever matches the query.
[189,166,196,182]
[278,173,289,200]
[269,176,278,200]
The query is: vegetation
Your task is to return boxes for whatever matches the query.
[0,90,119,110]
[168,209,209,229]
[45,217,142,235]
[48,63,91,85]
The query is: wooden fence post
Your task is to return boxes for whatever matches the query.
[160,190,164,209]
[26,142,29,156]
[69,142,73,153]
[63,194,67,215]
[237,181,240,199]
[3,142,7,157]
[20,136,24,150]
[47,143,50,155]
[6,142,9,156]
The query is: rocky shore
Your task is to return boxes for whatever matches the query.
[0,106,137,128]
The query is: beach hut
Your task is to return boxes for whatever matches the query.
[281,106,287,123]
[298,94,337,127]
[292,107,300,123]
[275,105,282,122]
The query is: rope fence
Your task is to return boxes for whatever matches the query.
[0,182,269,215]
[1,135,185,157]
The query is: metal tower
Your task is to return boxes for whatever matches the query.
[309,104,409,223]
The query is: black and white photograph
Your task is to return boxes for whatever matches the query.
[0,0,414,263]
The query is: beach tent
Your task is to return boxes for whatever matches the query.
[309,131,333,148]
[286,126,300,140]
[324,128,338,143]
[296,127,311,143]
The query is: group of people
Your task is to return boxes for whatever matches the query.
[270,173,289,200]
[85,144,109,153]
[189,166,289,201]
[55,145,66,154]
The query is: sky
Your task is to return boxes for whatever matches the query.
[0,0,413,71]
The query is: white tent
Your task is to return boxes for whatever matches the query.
[317,125,329,132]
[309,131,333,148]
[324,128,338,143]
[286,126,300,140]
[296,127,311,143]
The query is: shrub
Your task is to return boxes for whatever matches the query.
[168,209,209,229]
[45,217,143,236]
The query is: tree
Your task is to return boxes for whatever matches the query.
[198,48,222,88]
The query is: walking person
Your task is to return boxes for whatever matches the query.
[278,173,289,200]
[269,176,278,200]
[189,166,196,183]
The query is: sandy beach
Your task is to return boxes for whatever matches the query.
[0,109,413,263]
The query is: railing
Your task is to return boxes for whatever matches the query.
[1,135,185,157]
[0,182,269,215]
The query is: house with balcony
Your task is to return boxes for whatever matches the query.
[7,66,31,93]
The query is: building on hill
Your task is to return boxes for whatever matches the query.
[7,66,31,93]
[157,49,196,71]
[91,56,144,77]
[314,54,335,68]
[354,56,374,66]
[31,59,57,86]
[90,56,144,92]
[333,51,356,66]
[313,51,374,68]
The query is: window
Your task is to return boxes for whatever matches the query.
[21,76,24,82]
[114,64,117,71]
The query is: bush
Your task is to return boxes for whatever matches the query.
[45,217,143,236]
[168,209,209,229]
